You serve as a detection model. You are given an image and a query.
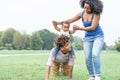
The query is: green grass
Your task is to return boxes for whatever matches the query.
[0,50,120,80]
[0,50,49,54]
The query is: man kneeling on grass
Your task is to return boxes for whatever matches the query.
[45,35,74,80]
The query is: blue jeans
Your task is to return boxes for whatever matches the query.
[83,36,104,76]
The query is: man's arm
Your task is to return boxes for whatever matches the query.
[68,55,74,80]
[68,66,73,80]
[45,48,55,80]
[45,66,51,80]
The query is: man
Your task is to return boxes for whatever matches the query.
[45,35,74,80]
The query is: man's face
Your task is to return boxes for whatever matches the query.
[60,42,71,53]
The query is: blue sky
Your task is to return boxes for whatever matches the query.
[0,0,120,46]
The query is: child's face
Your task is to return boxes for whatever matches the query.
[62,23,70,31]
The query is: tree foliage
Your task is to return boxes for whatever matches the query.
[72,36,83,50]
[115,37,120,51]
[0,31,2,47]
[30,32,43,50]
[13,31,22,50]
[1,28,16,48]
[0,27,117,51]
[38,29,57,50]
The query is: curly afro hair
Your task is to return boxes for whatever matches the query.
[80,0,103,15]
[55,35,70,48]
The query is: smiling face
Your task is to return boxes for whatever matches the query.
[84,3,91,14]
[60,42,71,54]
[55,35,71,54]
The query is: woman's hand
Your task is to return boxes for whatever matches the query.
[73,25,84,30]
[73,25,80,30]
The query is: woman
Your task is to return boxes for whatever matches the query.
[54,0,104,80]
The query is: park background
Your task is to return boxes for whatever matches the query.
[0,0,120,80]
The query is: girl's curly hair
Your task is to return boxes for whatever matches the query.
[80,0,103,15]
[55,35,70,48]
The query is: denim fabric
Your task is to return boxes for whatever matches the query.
[70,45,75,57]
[83,36,104,76]
[52,46,59,58]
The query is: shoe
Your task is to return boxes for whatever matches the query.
[95,76,101,80]
[88,76,95,80]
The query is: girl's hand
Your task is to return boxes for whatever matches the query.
[52,20,57,24]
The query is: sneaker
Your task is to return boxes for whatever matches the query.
[88,76,95,80]
[95,76,101,80]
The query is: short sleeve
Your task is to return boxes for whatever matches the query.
[68,57,75,66]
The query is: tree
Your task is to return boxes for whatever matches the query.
[0,31,2,47]
[38,29,57,50]
[115,37,120,51]
[30,32,43,50]
[13,31,24,50]
[102,42,107,50]
[72,36,83,50]
[22,34,31,50]
[1,28,16,49]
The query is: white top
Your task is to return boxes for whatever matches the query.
[59,29,70,37]
[47,48,74,66]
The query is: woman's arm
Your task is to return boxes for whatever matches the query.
[55,12,82,24]
[65,12,82,23]
[73,14,100,31]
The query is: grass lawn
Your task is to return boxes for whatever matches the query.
[0,50,120,80]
